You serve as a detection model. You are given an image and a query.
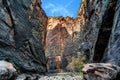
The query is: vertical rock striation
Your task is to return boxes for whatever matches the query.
[78,0,120,80]
[0,0,120,79]
[0,0,47,74]
[78,0,118,63]
[102,0,120,66]
[45,0,119,73]
[77,0,109,62]
[46,16,82,72]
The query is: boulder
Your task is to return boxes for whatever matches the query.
[82,63,120,80]
[0,61,16,80]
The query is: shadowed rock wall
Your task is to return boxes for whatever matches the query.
[102,0,120,66]
[78,0,118,63]
[0,0,47,74]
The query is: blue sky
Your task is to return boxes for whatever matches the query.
[41,0,81,18]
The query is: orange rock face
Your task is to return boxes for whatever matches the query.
[45,16,83,72]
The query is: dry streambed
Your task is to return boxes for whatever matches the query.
[16,73,82,80]
[39,73,82,80]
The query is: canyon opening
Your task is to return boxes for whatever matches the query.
[0,0,120,80]
[41,0,84,73]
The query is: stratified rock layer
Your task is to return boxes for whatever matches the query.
[45,0,120,74]
[0,0,120,80]
[83,63,120,80]
[45,17,82,72]
[0,0,47,74]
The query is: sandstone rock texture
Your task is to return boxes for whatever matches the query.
[77,0,120,63]
[83,63,120,80]
[78,0,116,62]
[45,17,82,72]
[45,0,120,74]
[0,61,16,80]
[79,0,120,79]
[102,0,120,66]
[0,0,47,74]
[0,0,120,80]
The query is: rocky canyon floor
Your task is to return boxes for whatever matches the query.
[16,73,82,80]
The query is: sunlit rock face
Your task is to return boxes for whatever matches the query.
[0,0,47,74]
[45,16,82,72]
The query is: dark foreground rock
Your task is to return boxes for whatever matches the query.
[82,63,120,80]
[0,61,16,80]
[0,0,47,74]
[16,74,41,80]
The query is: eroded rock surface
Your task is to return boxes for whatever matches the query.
[45,16,83,72]
[0,61,16,80]
[0,0,120,80]
[79,0,120,80]
[77,0,116,63]
[0,0,47,74]
[45,0,120,74]
[82,63,120,80]
[102,0,120,66]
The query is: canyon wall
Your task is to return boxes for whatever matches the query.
[45,0,120,74]
[77,0,120,79]
[102,0,120,66]
[0,0,120,79]
[78,0,118,63]
[45,16,83,72]
[0,0,47,74]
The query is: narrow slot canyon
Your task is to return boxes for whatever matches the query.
[0,0,120,80]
